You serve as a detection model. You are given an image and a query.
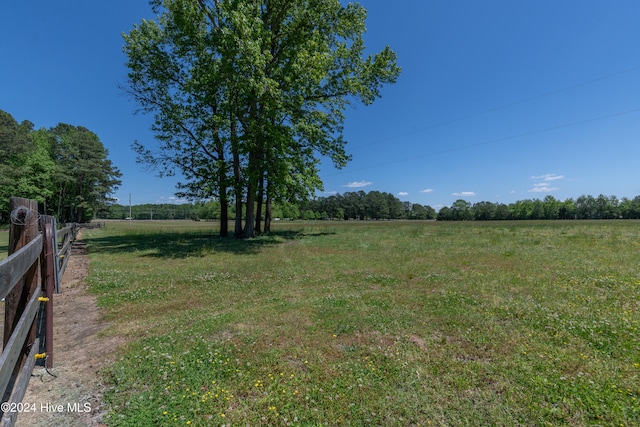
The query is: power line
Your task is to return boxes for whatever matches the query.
[325,107,640,176]
[348,64,640,151]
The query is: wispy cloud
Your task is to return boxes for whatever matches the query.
[528,183,558,193]
[529,173,563,193]
[420,188,434,193]
[452,191,476,197]
[531,173,564,181]
[343,180,372,188]
[398,192,409,196]
[323,191,338,195]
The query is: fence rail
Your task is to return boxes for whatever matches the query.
[55,224,76,293]
[0,236,42,301]
[0,197,78,426]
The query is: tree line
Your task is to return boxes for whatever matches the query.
[195,190,437,221]
[438,195,640,221]
[101,191,434,221]
[103,203,196,220]
[298,193,640,221]
[123,0,400,238]
[0,109,122,223]
[299,191,437,220]
[101,192,640,222]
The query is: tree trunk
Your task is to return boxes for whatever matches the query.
[231,114,244,238]
[233,151,244,238]
[264,194,272,233]
[234,198,244,238]
[244,175,256,238]
[255,174,264,235]
[219,193,229,238]
[215,130,229,238]
[244,151,262,238]
[57,186,64,221]
[75,206,83,223]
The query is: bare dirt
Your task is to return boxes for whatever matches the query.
[15,232,125,427]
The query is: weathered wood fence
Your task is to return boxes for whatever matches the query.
[0,197,78,426]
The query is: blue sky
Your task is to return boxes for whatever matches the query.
[1,1,639,209]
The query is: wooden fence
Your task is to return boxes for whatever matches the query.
[0,197,78,426]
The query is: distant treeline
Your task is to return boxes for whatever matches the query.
[299,191,436,220]
[102,192,434,221]
[104,203,197,220]
[438,194,640,221]
[101,192,640,222]
[300,192,640,221]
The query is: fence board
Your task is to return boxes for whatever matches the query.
[0,236,42,301]
[0,289,41,400]
[56,225,74,284]
[4,198,39,354]
[57,225,74,243]
[0,338,39,427]
[0,197,80,421]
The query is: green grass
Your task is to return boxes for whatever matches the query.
[0,230,8,260]
[82,220,640,426]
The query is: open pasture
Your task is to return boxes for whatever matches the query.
[82,220,640,426]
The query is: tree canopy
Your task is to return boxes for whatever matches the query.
[0,109,122,223]
[123,0,400,237]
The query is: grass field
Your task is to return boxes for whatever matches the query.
[0,230,8,260]
[78,220,640,425]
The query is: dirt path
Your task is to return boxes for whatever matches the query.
[16,232,123,427]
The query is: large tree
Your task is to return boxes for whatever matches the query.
[0,110,122,223]
[124,0,400,237]
[49,124,122,222]
[0,111,38,221]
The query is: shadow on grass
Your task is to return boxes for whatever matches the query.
[83,229,334,258]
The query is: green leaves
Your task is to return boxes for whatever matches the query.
[49,124,122,221]
[124,0,400,236]
[0,110,121,222]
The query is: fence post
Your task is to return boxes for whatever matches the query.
[41,221,55,368]
[3,198,39,369]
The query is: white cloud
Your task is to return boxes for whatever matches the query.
[343,180,372,188]
[531,173,564,181]
[157,196,189,204]
[528,174,561,192]
[528,186,558,193]
[527,174,563,193]
[452,191,476,197]
[420,188,434,193]
[323,191,338,195]
[398,192,409,196]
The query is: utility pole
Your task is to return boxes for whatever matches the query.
[129,193,132,228]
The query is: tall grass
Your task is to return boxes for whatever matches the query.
[83,220,640,426]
